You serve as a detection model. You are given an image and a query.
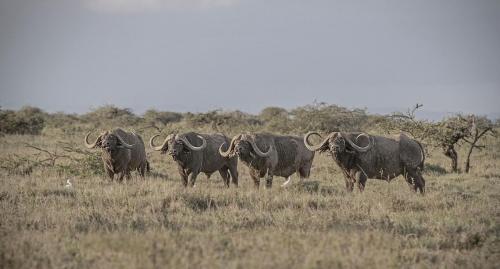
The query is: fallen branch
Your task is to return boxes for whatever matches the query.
[24,143,71,166]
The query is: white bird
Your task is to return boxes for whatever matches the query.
[65,179,72,188]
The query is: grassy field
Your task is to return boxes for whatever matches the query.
[1,132,499,269]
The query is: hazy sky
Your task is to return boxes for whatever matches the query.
[1,0,499,119]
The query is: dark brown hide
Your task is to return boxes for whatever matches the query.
[305,132,425,194]
[220,133,315,188]
[84,128,149,181]
[150,132,238,187]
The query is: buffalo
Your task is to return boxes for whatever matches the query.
[84,128,149,181]
[304,132,425,193]
[150,132,238,187]
[219,133,315,188]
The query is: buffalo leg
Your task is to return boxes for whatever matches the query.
[189,171,200,187]
[117,171,126,182]
[299,163,312,179]
[406,169,425,194]
[356,171,367,192]
[250,169,260,189]
[343,170,355,192]
[345,179,354,192]
[138,162,146,179]
[419,173,426,193]
[228,165,238,187]
[418,177,426,194]
[178,166,188,187]
[265,170,274,189]
[219,169,230,188]
[294,166,310,186]
[403,171,415,191]
[106,169,114,181]
[411,170,425,194]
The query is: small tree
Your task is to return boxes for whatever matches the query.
[463,116,495,173]
[384,104,435,139]
[435,116,473,172]
[381,104,476,173]
[290,102,367,133]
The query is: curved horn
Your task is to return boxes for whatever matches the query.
[303,131,332,151]
[84,131,100,149]
[219,134,241,157]
[176,134,207,151]
[248,136,272,157]
[149,134,173,151]
[115,133,135,149]
[356,133,370,141]
[340,132,372,152]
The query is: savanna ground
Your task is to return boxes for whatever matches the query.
[1,107,499,269]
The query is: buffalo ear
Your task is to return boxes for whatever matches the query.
[95,135,103,148]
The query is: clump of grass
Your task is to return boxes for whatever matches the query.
[0,154,36,175]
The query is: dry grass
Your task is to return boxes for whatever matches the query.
[1,133,499,269]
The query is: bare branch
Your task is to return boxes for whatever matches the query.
[388,114,414,120]
[24,143,72,166]
[477,127,493,139]
[409,103,423,117]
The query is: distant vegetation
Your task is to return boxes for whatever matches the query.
[0,106,47,135]
[1,103,497,175]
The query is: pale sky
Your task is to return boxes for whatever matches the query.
[1,0,499,119]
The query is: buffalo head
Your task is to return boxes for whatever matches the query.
[150,133,207,160]
[85,131,134,153]
[219,134,272,159]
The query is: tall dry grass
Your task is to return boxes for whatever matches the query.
[1,129,499,269]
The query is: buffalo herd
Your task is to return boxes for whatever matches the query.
[84,128,426,194]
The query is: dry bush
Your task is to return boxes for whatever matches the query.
[290,102,369,133]
[184,110,262,134]
[141,109,183,132]
[82,105,140,128]
[0,142,103,177]
[379,105,497,173]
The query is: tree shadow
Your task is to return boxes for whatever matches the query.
[424,163,447,175]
